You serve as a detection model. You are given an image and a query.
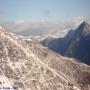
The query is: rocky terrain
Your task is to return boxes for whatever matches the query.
[0,27,90,90]
[41,22,90,65]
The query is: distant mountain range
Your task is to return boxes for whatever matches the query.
[41,21,90,65]
[0,26,90,90]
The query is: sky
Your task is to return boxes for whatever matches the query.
[0,0,90,22]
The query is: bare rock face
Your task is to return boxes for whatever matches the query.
[41,22,90,65]
[0,27,90,90]
[65,22,90,64]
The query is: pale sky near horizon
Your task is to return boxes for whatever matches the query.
[0,0,90,22]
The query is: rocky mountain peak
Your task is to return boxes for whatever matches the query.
[80,21,88,27]
[76,21,90,35]
[41,21,90,65]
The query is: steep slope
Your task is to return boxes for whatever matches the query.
[65,22,90,64]
[0,27,90,90]
[41,22,90,65]
[41,36,67,55]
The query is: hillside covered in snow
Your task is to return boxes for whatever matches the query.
[0,27,90,90]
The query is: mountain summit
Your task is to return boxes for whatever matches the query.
[41,21,90,65]
[0,27,90,90]
[65,21,90,64]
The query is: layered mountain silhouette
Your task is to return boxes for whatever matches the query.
[0,27,90,90]
[41,21,90,65]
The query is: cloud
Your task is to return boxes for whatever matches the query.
[43,10,50,17]
[1,16,90,36]
[68,16,90,27]
[71,16,85,22]
[42,10,51,20]
[0,21,72,35]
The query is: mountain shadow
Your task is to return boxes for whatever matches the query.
[41,21,90,65]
